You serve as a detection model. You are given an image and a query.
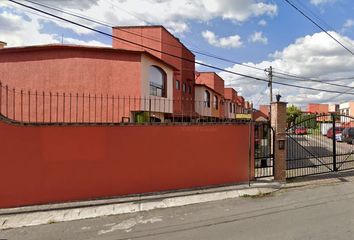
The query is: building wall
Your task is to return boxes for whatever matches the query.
[0,47,141,96]
[194,85,211,117]
[194,85,223,118]
[0,47,175,123]
[196,72,224,96]
[113,26,195,116]
[0,120,253,208]
[224,88,237,119]
[140,54,173,115]
[259,105,270,117]
[307,103,329,114]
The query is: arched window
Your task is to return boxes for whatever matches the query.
[149,66,166,97]
[214,95,219,110]
[204,90,210,108]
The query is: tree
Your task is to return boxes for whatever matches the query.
[295,114,318,129]
[287,105,302,127]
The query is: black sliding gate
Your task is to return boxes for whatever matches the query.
[286,114,354,178]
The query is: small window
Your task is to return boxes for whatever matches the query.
[204,90,210,108]
[214,95,219,110]
[182,83,186,93]
[188,85,192,94]
[229,103,232,113]
[233,104,236,113]
[176,80,180,90]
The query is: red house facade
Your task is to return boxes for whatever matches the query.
[112,26,195,119]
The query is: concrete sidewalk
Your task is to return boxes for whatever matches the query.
[0,181,283,230]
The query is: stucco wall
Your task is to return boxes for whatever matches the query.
[140,54,173,114]
[0,48,142,95]
[195,85,212,117]
[0,120,253,208]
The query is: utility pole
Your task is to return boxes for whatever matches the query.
[265,66,274,165]
[265,66,273,121]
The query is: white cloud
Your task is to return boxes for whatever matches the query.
[202,30,243,48]
[219,31,354,108]
[258,19,267,26]
[63,38,110,47]
[342,19,354,33]
[249,31,268,44]
[310,0,336,6]
[0,10,107,47]
[4,0,277,36]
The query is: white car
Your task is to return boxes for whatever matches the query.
[336,133,343,142]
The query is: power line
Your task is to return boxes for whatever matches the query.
[273,74,354,90]
[283,0,354,56]
[19,0,354,85]
[8,0,354,96]
[20,0,268,72]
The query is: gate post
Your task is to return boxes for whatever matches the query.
[271,101,288,182]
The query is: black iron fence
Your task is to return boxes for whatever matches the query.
[286,114,354,178]
[254,122,274,178]
[0,82,252,125]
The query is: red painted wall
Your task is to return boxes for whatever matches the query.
[307,103,329,114]
[0,46,142,96]
[0,46,147,123]
[259,105,270,117]
[0,120,254,208]
[196,72,225,96]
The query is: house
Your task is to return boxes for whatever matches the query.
[0,44,176,123]
[236,96,245,113]
[307,103,329,114]
[194,72,224,120]
[259,105,270,117]
[224,88,238,120]
[112,25,195,120]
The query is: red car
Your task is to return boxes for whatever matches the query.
[326,127,344,139]
[295,127,307,135]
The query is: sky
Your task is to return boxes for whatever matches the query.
[1,0,354,110]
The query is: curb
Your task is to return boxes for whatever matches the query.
[0,182,282,230]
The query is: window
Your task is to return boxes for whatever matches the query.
[182,83,186,93]
[204,90,210,108]
[176,80,180,90]
[214,95,219,110]
[229,103,232,113]
[188,85,192,94]
[149,66,166,97]
[233,104,236,113]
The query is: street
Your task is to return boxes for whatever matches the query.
[2,175,354,240]
[286,133,354,177]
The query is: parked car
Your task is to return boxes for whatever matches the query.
[326,127,344,139]
[336,133,343,142]
[342,128,354,144]
[295,126,307,135]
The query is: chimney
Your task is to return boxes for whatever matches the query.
[0,41,7,49]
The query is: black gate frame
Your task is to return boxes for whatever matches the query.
[254,122,275,178]
[286,113,354,178]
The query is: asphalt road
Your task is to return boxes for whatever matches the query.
[2,177,354,240]
[287,134,354,170]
